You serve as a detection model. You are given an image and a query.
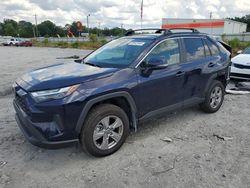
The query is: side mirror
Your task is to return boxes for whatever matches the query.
[237,50,242,54]
[146,56,168,69]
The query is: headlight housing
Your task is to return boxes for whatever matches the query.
[31,84,79,102]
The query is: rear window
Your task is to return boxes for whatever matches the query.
[183,38,205,61]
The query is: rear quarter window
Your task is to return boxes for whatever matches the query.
[205,39,220,56]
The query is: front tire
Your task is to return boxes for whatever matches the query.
[200,80,225,113]
[80,104,129,157]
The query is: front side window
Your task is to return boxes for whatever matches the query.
[184,38,205,61]
[84,38,153,68]
[146,39,180,66]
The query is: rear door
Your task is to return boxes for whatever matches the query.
[181,37,211,104]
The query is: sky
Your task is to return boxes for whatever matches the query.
[0,0,249,29]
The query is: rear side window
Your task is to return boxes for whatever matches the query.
[183,38,205,61]
[205,39,220,55]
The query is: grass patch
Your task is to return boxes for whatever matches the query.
[225,38,250,55]
[32,39,106,50]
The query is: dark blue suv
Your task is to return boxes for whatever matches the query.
[13,28,231,156]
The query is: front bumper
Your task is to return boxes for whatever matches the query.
[14,100,78,149]
[230,66,250,80]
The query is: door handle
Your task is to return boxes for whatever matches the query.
[208,62,215,67]
[176,71,185,77]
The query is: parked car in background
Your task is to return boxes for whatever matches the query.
[18,40,32,47]
[230,46,250,80]
[2,38,21,46]
[13,28,231,157]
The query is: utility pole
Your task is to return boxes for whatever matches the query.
[87,14,90,37]
[32,27,36,38]
[141,0,143,29]
[121,24,124,36]
[98,22,101,36]
[34,14,38,38]
[209,12,213,19]
[209,12,213,35]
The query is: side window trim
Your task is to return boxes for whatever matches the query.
[202,38,212,57]
[136,37,181,68]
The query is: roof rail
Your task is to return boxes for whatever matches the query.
[125,28,199,36]
[125,28,171,36]
[167,28,199,33]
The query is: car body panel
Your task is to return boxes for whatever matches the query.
[13,31,231,148]
[19,63,118,91]
[231,53,250,80]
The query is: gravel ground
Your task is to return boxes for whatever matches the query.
[0,46,249,188]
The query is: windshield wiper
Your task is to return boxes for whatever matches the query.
[84,62,101,68]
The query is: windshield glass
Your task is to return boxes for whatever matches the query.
[83,38,153,68]
[243,47,250,54]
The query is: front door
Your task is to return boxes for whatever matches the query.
[135,38,186,118]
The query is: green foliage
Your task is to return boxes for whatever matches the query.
[57,41,68,48]
[0,18,128,38]
[71,41,79,48]
[18,21,34,38]
[4,23,16,36]
[100,38,107,45]
[89,34,98,42]
[228,38,240,49]
[43,38,49,45]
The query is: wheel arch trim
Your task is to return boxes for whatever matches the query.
[75,91,138,134]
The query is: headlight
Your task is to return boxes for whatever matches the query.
[31,84,79,102]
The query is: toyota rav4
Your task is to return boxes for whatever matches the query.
[13,28,231,157]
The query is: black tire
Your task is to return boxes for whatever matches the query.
[80,104,129,157]
[200,80,225,113]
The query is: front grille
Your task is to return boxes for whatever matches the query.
[233,63,250,69]
[15,93,31,116]
[230,73,250,79]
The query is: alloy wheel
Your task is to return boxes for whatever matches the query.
[93,115,124,150]
[210,86,222,108]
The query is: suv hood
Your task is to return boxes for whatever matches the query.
[232,54,250,65]
[17,62,117,91]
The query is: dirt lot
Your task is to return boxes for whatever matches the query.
[0,46,249,188]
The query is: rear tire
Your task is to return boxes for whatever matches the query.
[200,80,225,113]
[80,104,129,157]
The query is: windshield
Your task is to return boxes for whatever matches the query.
[83,38,153,68]
[243,47,250,54]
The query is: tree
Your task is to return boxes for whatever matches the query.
[18,21,34,38]
[0,18,128,37]
[4,23,16,36]
[3,19,18,36]
[37,20,66,37]
[0,22,4,36]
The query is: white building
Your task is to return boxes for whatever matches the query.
[162,18,247,35]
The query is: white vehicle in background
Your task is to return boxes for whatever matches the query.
[230,46,250,80]
[2,38,21,46]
